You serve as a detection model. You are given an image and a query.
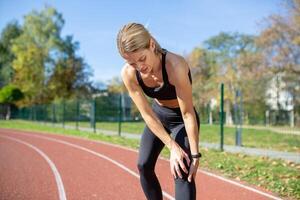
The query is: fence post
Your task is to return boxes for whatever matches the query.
[91,98,96,133]
[118,94,122,136]
[29,106,32,121]
[76,98,79,130]
[220,83,224,151]
[32,104,36,122]
[52,103,55,126]
[62,99,65,128]
[17,107,21,120]
[206,103,209,124]
[239,90,243,145]
[21,108,24,120]
[33,105,35,121]
[43,104,46,124]
[235,90,243,146]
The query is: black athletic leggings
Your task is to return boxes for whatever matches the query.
[137,100,200,200]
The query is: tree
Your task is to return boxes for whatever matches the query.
[11,6,64,106]
[236,50,270,124]
[11,6,93,105]
[187,47,219,123]
[0,84,24,119]
[48,35,93,100]
[257,0,300,125]
[202,32,258,125]
[107,76,127,94]
[0,21,22,87]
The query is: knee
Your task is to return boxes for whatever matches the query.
[174,173,189,181]
[137,160,154,175]
[173,127,190,151]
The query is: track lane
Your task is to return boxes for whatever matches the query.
[0,128,283,200]
[0,136,60,200]
[0,130,147,200]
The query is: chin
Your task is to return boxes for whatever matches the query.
[141,71,150,75]
[142,67,152,74]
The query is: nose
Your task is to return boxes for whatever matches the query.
[138,63,147,70]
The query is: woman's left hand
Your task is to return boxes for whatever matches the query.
[187,158,199,182]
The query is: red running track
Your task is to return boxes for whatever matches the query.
[0,128,283,200]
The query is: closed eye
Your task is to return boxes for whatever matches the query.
[139,56,146,62]
[128,56,146,67]
[130,63,137,67]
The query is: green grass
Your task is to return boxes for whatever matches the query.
[64,121,300,153]
[0,120,299,199]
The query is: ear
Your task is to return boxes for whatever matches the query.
[149,38,156,52]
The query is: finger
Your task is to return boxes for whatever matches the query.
[184,152,190,166]
[188,173,193,182]
[188,167,193,182]
[188,166,194,182]
[175,164,182,178]
[170,163,177,179]
[178,159,188,174]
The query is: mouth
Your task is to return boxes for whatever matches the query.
[140,66,148,73]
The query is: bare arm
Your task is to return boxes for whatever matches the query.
[170,56,201,182]
[121,65,173,149]
[122,64,192,179]
[172,58,200,155]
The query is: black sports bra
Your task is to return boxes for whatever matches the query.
[135,49,192,100]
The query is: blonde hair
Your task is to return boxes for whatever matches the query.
[117,23,162,56]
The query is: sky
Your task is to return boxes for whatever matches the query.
[0,0,284,85]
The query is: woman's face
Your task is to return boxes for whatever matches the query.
[123,39,158,75]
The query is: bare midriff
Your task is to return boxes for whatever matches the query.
[155,98,180,108]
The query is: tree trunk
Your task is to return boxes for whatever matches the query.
[225,100,233,125]
[5,104,11,120]
[208,102,213,125]
[290,109,294,128]
[209,110,213,125]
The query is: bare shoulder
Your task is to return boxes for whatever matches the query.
[121,64,138,86]
[167,51,186,65]
[166,51,190,83]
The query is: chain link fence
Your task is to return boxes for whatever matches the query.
[9,93,138,135]
[4,89,300,138]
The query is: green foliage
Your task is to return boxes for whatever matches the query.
[188,32,267,125]
[48,35,93,100]
[0,21,22,87]
[188,47,219,108]
[187,1,300,127]
[8,6,93,106]
[0,84,24,104]
[107,76,126,94]
[95,94,121,121]
[204,32,256,56]
[11,6,64,106]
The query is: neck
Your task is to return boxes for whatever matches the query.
[151,53,163,75]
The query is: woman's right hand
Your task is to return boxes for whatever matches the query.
[169,139,190,179]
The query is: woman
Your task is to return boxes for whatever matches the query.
[117,23,201,200]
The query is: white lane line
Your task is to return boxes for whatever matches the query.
[199,170,283,200]
[0,135,67,200]
[8,132,175,200]
[1,129,283,200]
[44,133,283,200]
[61,135,283,200]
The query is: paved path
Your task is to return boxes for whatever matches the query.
[199,143,300,164]
[48,123,300,164]
[0,128,283,200]
[224,125,300,135]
